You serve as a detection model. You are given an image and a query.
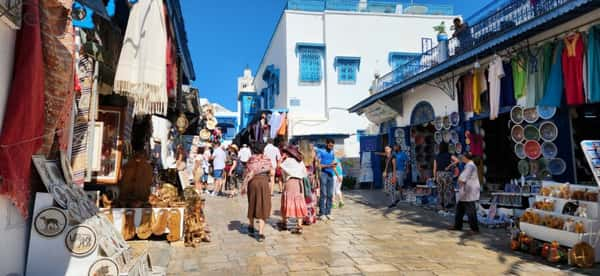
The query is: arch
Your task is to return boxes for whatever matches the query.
[410,101,435,126]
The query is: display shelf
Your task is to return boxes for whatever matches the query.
[541,181,599,191]
[535,195,600,218]
[527,208,600,232]
[520,222,600,262]
[492,192,537,196]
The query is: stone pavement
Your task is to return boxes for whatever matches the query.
[166,190,597,275]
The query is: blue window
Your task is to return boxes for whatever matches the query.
[388,52,421,69]
[335,56,360,84]
[262,65,279,109]
[296,43,325,83]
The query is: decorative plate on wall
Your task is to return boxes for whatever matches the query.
[442,116,451,130]
[34,207,67,238]
[450,112,460,126]
[523,125,540,141]
[450,130,459,143]
[511,125,524,143]
[539,121,558,142]
[88,258,119,276]
[65,224,98,257]
[541,142,558,159]
[514,143,526,159]
[434,131,442,144]
[524,140,542,160]
[434,117,443,130]
[455,143,463,154]
[523,107,539,123]
[537,106,557,119]
[518,160,530,176]
[511,106,524,124]
[548,158,567,175]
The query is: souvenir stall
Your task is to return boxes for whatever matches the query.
[233,109,289,148]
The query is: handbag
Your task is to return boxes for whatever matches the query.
[303,177,312,198]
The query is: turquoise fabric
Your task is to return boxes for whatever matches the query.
[539,41,565,107]
[588,25,600,103]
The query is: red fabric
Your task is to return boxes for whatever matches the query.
[165,5,177,98]
[0,0,46,218]
[562,33,585,105]
[467,133,484,157]
[462,74,474,112]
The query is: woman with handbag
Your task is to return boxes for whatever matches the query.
[278,145,308,234]
[299,141,319,225]
[241,143,274,242]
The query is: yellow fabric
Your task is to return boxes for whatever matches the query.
[472,69,486,114]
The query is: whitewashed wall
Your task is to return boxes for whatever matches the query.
[255,14,288,110]
[0,21,27,276]
[395,84,458,127]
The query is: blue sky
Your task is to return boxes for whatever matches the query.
[180,0,490,111]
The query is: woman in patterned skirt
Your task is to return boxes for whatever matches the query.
[382,146,397,207]
[241,143,274,242]
[279,145,308,234]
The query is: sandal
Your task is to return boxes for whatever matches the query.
[257,234,265,242]
[277,222,288,231]
[292,227,303,235]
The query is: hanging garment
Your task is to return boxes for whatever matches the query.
[269,112,282,139]
[151,115,172,169]
[472,68,486,114]
[562,32,585,105]
[114,0,168,115]
[512,54,528,99]
[39,0,76,155]
[588,25,600,103]
[535,43,554,104]
[488,55,504,120]
[463,74,474,113]
[539,41,565,107]
[525,49,539,108]
[500,61,516,107]
[0,0,46,218]
[278,113,288,136]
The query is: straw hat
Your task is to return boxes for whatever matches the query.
[229,144,239,152]
[206,118,218,130]
[283,144,303,162]
[199,129,211,140]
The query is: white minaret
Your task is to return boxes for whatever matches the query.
[237,66,256,95]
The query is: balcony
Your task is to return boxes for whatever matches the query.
[372,0,574,94]
[286,0,454,16]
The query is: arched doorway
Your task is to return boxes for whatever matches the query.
[409,101,436,184]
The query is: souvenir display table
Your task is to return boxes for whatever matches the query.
[519,181,600,262]
[100,207,184,242]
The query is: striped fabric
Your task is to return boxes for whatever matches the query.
[71,56,94,185]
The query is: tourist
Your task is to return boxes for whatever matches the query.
[434,142,459,211]
[449,153,480,234]
[452,17,471,53]
[394,145,409,205]
[239,143,252,164]
[382,146,397,208]
[201,145,211,193]
[332,156,344,208]
[299,140,319,225]
[225,144,240,198]
[279,145,308,234]
[241,143,273,242]
[211,141,227,196]
[275,141,286,196]
[264,138,281,195]
[193,147,205,192]
[316,138,339,220]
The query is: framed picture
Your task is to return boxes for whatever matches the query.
[90,122,104,172]
[96,106,124,184]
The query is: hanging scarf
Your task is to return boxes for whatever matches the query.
[114,0,168,115]
[0,0,46,218]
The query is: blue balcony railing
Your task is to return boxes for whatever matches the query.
[286,0,454,15]
[373,0,572,94]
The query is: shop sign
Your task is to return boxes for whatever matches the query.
[361,100,398,125]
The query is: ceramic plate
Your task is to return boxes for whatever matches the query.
[518,159,530,176]
[537,106,557,119]
[442,130,451,143]
[450,130,459,143]
[539,121,558,142]
[511,106,524,124]
[455,143,463,154]
[450,112,460,126]
[523,125,540,141]
[524,140,542,160]
[65,224,98,257]
[443,116,451,130]
[514,143,526,159]
[541,142,558,159]
[449,143,456,154]
[88,258,119,276]
[511,125,524,143]
[34,207,67,238]
[434,131,442,144]
[434,117,443,130]
[523,107,539,123]
[548,158,567,175]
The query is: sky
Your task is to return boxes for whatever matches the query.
[180,0,490,111]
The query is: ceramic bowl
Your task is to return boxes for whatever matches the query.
[450,112,460,126]
[442,130,451,143]
[443,116,451,130]
[434,131,443,144]
[450,130,459,143]
[548,158,566,175]
[539,121,558,142]
[449,143,456,154]
[511,106,524,124]
[541,142,558,159]
[537,106,557,119]
[455,143,463,154]
[511,125,524,143]
[434,117,443,130]
[524,140,542,160]
[523,125,540,141]
[514,143,526,159]
[523,107,539,123]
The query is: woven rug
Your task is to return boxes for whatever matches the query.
[70,55,94,185]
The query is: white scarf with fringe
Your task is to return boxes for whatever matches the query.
[114,0,168,115]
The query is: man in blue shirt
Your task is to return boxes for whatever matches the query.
[390,145,409,207]
[316,138,339,220]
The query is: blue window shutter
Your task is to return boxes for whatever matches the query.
[335,57,360,84]
[299,47,322,82]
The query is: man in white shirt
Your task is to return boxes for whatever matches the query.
[211,141,227,196]
[263,139,281,195]
[238,144,252,163]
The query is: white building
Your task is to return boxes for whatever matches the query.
[253,0,456,157]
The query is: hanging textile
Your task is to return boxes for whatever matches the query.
[588,25,600,103]
[0,0,46,218]
[539,41,565,107]
[463,74,474,113]
[472,68,486,114]
[114,0,168,115]
[488,55,504,120]
[278,113,288,136]
[562,32,585,105]
[500,61,516,107]
[165,4,178,99]
[525,49,538,108]
[151,115,172,169]
[512,54,527,99]
[70,56,95,185]
[269,112,282,139]
[535,43,554,104]
[39,0,76,155]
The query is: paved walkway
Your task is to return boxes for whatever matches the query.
[166,190,594,275]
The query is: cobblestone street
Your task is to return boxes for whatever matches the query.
[166,191,594,275]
